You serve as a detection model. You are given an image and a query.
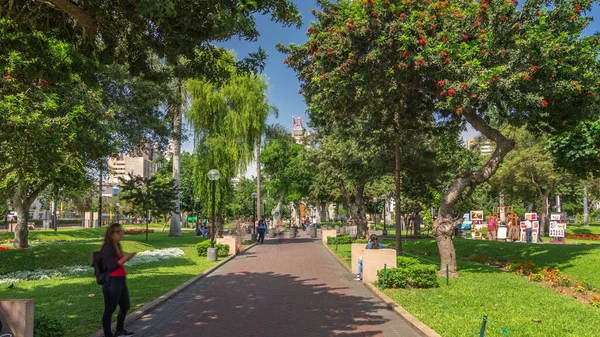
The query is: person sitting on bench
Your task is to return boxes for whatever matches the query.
[355,234,387,281]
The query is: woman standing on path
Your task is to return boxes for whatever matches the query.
[101,223,137,337]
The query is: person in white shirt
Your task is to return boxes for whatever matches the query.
[312,216,317,229]
[525,219,533,243]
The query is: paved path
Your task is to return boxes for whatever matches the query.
[126,234,422,337]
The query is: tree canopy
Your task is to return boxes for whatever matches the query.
[280,0,600,276]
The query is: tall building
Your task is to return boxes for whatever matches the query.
[292,116,312,145]
[466,137,495,155]
[108,147,162,184]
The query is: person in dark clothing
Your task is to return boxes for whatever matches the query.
[257,218,267,244]
[100,223,136,337]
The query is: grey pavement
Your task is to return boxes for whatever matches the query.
[125,232,422,337]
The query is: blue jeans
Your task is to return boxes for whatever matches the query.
[526,228,533,243]
[357,258,363,276]
[258,229,266,243]
[102,276,130,337]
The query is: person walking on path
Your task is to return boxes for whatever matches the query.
[355,234,387,281]
[257,218,267,244]
[101,223,137,337]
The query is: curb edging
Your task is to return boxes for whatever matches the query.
[323,243,442,337]
[90,242,259,337]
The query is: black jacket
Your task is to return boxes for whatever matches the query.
[100,244,123,274]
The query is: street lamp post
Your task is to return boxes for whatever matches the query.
[115,203,120,224]
[373,197,378,231]
[207,170,221,255]
[251,192,257,241]
[381,195,388,236]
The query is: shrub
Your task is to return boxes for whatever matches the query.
[397,256,420,268]
[353,239,368,244]
[327,235,353,245]
[377,264,439,289]
[405,264,439,288]
[196,241,229,257]
[529,273,543,282]
[34,314,66,337]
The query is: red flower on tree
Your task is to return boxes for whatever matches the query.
[440,51,447,57]
[419,38,427,46]
[438,80,446,87]
[447,88,456,96]
[541,99,548,107]
[402,50,409,58]
[443,58,450,65]
[416,59,424,67]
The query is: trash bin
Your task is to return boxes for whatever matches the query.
[268,228,276,238]
[309,227,317,238]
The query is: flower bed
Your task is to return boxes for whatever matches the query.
[465,254,600,308]
[0,247,184,284]
[124,228,154,235]
[567,234,600,240]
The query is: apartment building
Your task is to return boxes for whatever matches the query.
[108,147,162,184]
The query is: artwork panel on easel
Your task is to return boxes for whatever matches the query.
[470,211,484,221]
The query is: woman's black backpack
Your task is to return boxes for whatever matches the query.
[91,251,106,285]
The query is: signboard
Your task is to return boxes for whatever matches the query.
[525,213,537,221]
[293,116,303,130]
[470,211,484,221]
[497,226,507,239]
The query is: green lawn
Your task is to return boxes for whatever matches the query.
[328,238,600,337]
[0,228,220,337]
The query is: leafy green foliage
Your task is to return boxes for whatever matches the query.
[187,71,275,218]
[6,0,301,75]
[118,174,177,222]
[195,240,229,257]
[327,235,354,245]
[396,256,421,268]
[34,313,66,337]
[377,264,439,289]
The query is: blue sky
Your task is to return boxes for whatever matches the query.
[183,1,600,153]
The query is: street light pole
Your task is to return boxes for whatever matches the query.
[381,195,388,236]
[208,169,221,249]
[251,192,257,241]
[373,197,378,231]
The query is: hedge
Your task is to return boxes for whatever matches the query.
[196,241,230,257]
[327,235,354,245]
[377,264,439,289]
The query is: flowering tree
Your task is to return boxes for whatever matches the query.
[280,0,600,276]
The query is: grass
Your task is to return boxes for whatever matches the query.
[566,223,600,236]
[405,238,600,288]
[0,227,220,337]
[328,239,600,337]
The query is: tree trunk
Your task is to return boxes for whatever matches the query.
[256,137,262,221]
[342,183,367,238]
[394,133,403,256]
[317,202,327,223]
[583,183,589,226]
[169,80,183,237]
[434,109,515,277]
[273,187,287,224]
[12,181,41,249]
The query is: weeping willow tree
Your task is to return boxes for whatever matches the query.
[186,70,276,234]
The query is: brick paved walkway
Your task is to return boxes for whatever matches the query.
[126,234,422,337]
